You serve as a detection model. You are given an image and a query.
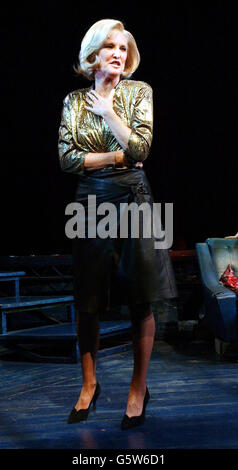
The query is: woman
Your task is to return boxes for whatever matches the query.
[58,19,177,429]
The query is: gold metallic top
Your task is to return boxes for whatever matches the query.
[58,79,153,174]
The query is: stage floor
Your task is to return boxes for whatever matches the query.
[1,338,238,450]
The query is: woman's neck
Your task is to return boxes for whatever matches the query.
[94,74,120,97]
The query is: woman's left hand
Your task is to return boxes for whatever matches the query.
[85,89,115,118]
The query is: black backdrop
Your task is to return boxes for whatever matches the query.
[2,2,237,255]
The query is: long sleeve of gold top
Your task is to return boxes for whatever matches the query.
[58,80,153,174]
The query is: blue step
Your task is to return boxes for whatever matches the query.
[0,295,75,334]
[0,320,131,340]
[0,295,74,309]
[0,320,132,363]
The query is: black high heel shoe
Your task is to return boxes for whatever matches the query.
[67,382,101,424]
[121,386,150,430]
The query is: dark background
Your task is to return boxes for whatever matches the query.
[1,2,237,255]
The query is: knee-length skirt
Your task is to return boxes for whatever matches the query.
[71,167,177,314]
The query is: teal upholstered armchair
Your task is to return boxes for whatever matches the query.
[196,238,238,350]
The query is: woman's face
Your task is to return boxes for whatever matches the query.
[96,29,128,78]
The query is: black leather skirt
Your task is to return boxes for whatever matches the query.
[71,167,177,314]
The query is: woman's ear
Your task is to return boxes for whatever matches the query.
[87,52,96,63]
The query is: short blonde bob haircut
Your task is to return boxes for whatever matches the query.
[74,19,140,80]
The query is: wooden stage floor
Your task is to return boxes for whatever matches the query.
[1,337,238,452]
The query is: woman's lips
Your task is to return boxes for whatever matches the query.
[110,61,121,67]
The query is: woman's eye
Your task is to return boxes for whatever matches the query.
[103,44,127,51]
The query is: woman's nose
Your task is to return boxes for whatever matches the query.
[113,48,120,58]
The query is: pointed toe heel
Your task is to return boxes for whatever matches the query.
[121,386,150,430]
[67,382,101,424]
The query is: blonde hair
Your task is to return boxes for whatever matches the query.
[74,19,140,80]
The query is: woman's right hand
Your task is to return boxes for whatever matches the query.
[115,151,143,168]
